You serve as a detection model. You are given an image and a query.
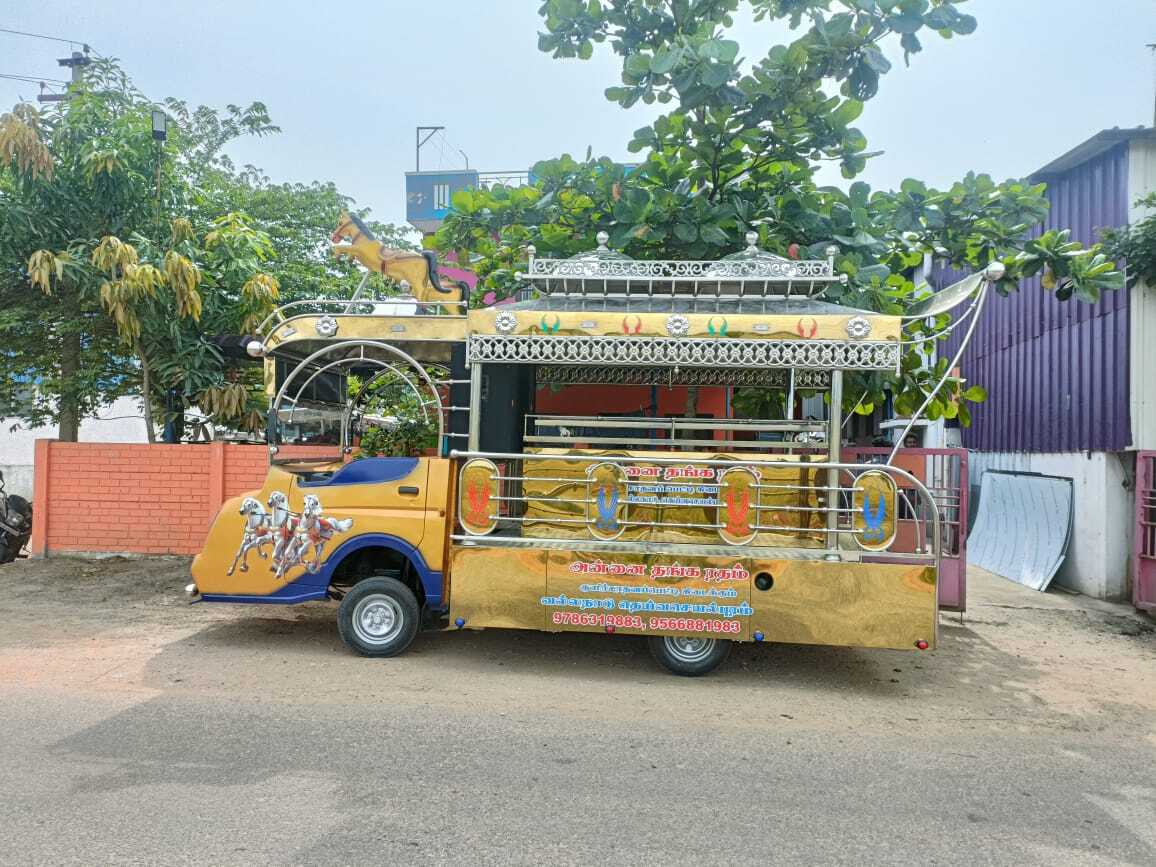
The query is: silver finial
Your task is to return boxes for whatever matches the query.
[526,244,536,257]
[595,231,610,249]
[825,244,839,259]
[744,231,759,251]
[245,339,265,358]
[984,261,1006,282]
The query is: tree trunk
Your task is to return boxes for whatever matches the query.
[57,331,81,442]
[135,340,156,444]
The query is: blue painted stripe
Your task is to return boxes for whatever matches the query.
[199,589,328,605]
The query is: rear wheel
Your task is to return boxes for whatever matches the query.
[647,635,732,677]
[337,576,420,658]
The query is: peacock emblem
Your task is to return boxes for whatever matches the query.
[796,317,818,338]
[861,493,887,542]
[595,484,620,532]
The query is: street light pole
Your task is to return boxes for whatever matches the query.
[151,109,168,238]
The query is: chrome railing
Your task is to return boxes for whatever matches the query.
[450,450,940,564]
[523,414,827,452]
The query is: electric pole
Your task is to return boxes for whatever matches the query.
[415,126,444,172]
[1149,43,1156,127]
[36,49,89,103]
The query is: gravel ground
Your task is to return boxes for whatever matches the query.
[0,556,1153,865]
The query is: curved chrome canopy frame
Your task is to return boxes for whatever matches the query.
[270,340,447,457]
[888,263,1004,462]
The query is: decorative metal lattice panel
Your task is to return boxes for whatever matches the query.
[524,257,833,281]
[534,365,831,388]
[469,335,899,371]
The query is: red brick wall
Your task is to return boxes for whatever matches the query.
[29,441,331,557]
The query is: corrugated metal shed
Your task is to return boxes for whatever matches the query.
[935,138,1132,453]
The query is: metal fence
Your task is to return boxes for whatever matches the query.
[1133,451,1156,611]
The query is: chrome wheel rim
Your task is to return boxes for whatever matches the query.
[352,594,403,645]
[664,635,715,664]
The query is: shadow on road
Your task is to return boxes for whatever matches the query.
[152,603,1045,710]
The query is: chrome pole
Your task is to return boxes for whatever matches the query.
[827,369,843,556]
[468,363,483,451]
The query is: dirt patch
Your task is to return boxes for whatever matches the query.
[1,556,1153,744]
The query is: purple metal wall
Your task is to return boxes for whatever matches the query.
[935,142,1131,453]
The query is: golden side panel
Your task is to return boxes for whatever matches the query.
[748,560,937,650]
[448,545,548,630]
[264,315,467,352]
[520,448,825,548]
[544,550,753,641]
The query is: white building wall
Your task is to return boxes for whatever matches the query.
[969,451,1132,600]
[0,396,148,498]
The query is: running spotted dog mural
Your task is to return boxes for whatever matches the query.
[227,492,353,581]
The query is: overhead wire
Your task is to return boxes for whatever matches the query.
[0,72,70,85]
[437,129,470,170]
[0,27,91,51]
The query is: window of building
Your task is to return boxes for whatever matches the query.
[433,183,450,210]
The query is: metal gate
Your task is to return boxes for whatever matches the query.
[1133,451,1156,611]
[847,447,969,612]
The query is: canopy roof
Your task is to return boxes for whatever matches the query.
[519,231,845,301]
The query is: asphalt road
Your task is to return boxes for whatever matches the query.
[1,558,1154,865]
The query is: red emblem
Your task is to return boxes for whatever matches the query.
[795,317,817,338]
[466,482,491,526]
[622,315,642,335]
[725,489,751,537]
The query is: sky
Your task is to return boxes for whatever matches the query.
[2,0,1154,234]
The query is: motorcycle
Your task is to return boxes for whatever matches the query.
[0,471,32,564]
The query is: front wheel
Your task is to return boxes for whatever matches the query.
[647,635,732,677]
[337,577,420,658]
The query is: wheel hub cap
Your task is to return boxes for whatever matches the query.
[352,595,402,644]
[665,635,714,663]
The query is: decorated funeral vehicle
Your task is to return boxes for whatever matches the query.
[189,217,996,675]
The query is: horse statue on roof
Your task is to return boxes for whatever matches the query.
[331,211,464,310]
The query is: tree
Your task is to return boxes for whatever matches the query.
[0,59,413,440]
[436,0,1124,424]
[1103,193,1156,290]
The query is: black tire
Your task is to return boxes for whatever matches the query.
[0,496,31,565]
[9,496,31,558]
[647,635,732,677]
[337,576,421,658]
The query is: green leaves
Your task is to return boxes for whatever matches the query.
[1014,229,1124,303]
[1,56,411,437]
[650,46,683,74]
[698,39,740,63]
[860,43,892,74]
[1101,192,1156,289]
[887,11,926,34]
